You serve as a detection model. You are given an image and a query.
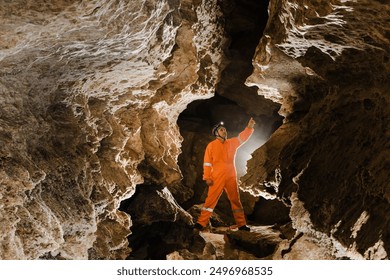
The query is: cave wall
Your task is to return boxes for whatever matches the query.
[0,0,225,259]
[241,0,390,259]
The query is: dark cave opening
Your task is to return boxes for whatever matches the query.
[119,183,195,259]
[177,93,281,209]
[177,0,283,216]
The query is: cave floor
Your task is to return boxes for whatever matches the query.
[168,225,288,260]
[167,223,339,260]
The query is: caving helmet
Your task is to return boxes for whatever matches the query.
[212,122,225,136]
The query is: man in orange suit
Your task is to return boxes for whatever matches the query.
[194,117,255,232]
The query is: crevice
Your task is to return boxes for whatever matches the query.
[177,0,282,219]
[119,183,194,259]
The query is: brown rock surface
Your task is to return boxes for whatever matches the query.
[0,0,225,259]
[242,0,390,259]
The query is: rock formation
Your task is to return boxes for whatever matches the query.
[0,0,388,260]
[241,0,390,260]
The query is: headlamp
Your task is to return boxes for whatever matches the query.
[212,122,225,136]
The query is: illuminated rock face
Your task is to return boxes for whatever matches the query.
[0,0,225,259]
[241,0,390,259]
[0,0,389,260]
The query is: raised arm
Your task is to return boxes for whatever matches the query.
[237,117,255,144]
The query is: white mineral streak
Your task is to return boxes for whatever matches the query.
[351,211,369,239]
[275,2,353,59]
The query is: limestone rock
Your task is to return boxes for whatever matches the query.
[0,0,225,259]
[242,0,390,259]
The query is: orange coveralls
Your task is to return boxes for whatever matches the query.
[197,127,254,228]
